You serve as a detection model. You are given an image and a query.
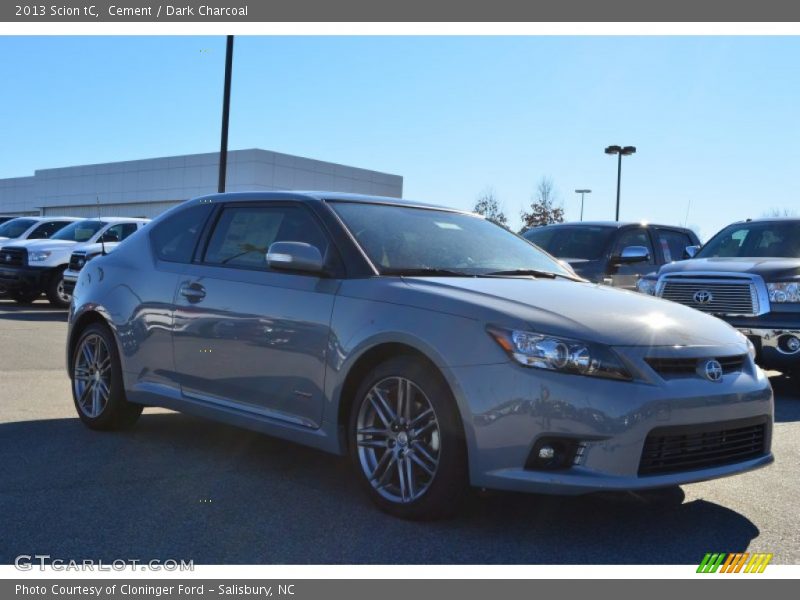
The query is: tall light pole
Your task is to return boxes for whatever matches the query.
[218,35,234,193]
[575,189,591,221]
[604,145,636,221]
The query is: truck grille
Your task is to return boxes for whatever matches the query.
[0,247,27,267]
[645,355,746,378]
[68,252,87,272]
[659,278,758,316]
[638,417,768,476]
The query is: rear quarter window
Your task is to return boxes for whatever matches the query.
[150,204,213,263]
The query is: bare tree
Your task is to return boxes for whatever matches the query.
[473,187,509,229]
[763,207,798,218]
[519,177,564,232]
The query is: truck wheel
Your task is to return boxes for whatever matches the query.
[46,268,71,308]
[348,355,468,520]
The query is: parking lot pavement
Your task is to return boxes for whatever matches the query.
[1,299,798,565]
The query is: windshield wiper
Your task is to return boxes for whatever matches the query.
[380,267,474,277]
[483,268,577,280]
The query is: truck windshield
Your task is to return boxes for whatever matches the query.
[697,221,800,258]
[51,220,105,242]
[0,218,36,238]
[523,226,616,261]
[330,201,574,278]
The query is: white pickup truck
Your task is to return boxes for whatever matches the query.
[0,217,149,307]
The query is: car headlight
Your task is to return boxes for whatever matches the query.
[487,326,632,381]
[636,277,658,295]
[767,282,800,303]
[28,251,51,262]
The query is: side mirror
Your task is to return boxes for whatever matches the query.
[267,241,325,275]
[684,245,700,259]
[617,245,650,263]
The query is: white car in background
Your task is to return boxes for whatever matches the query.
[63,219,151,296]
[0,217,148,307]
[0,216,79,244]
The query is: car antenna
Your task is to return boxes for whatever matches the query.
[97,196,107,256]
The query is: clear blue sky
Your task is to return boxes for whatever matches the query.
[1,36,799,238]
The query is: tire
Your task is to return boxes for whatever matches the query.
[348,355,468,520]
[71,322,142,431]
[10,290,40,304]
[46,267,71,308]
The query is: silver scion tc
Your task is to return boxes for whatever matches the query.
[67,192,774,519]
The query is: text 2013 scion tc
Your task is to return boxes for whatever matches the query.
[67,192,773,519]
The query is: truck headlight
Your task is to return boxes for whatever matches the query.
[487,326,632,381]
[636,277,658,295]
[28,251,52,262]
[767,282,800,303]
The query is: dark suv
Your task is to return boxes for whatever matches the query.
[523,222,700,290]
[637,218,800,374]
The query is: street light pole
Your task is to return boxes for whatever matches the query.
[604,145,636,221]
[218,35,234,194]
[575,189,591,221]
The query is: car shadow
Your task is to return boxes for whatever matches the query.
[768,373,800,423]
[0,412,761,565]
[0,299,67,322]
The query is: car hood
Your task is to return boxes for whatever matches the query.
[0,239,80,251]
[401,277,745,348]
[659,257,800,279]
[561,258,605,282]
[71,241,121,255]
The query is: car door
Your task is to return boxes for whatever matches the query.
[172,202,340,429]
[607,227,656,289]
[654,228,696,263]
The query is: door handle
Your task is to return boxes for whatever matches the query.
[179,283,206,303]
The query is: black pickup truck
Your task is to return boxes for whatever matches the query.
[637,218,800,374]
[523,221,700,290]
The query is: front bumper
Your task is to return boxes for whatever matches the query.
[445,348,774,495]
[0,265,54,294]
[717,315,800,372]
[62,269,79,296]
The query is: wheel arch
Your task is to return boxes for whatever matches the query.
[334,340,466,454]
[67,309,117,374]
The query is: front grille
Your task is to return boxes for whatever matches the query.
[0,247,27,267]
[68,252,87,272]
[639,417,768,476]
[659,278,757,316]
[645,354,746,378]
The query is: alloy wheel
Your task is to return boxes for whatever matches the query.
[56,278,71,304]
[356,376,441,504]
[73,334,112,418]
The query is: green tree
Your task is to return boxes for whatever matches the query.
[519,177,564,232]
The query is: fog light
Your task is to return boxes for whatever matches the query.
[779,334,800,354]
[538,445,556,460]
[526,437,582,471]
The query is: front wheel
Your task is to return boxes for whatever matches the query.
[46,268,71,308]
[348,355,468,520]
[71,323,142,430]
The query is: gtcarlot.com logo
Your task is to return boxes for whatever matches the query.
[697,552,773,573]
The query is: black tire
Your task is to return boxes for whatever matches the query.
[11,290,40,304]
[348,355,468,520]
[46,267,71,308]
[71,322,142,431]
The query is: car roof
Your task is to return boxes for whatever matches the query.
[727,217,800,225]
[190,191,470,214]
[526,221,693,231]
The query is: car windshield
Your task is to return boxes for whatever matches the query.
[330,201,574,277]
[51,220,104,242]
[697,221,800,258]
[523,226,616,261]
[0,218,36,238]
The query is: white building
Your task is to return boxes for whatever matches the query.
[0,149,403,218]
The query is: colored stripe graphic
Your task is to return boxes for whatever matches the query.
[699,552,773,573]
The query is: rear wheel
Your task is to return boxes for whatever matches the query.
[46,268,71,308]
[71,323,142,430]
[348,355,468,520]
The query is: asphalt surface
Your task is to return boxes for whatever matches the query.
[1,299,798,565]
